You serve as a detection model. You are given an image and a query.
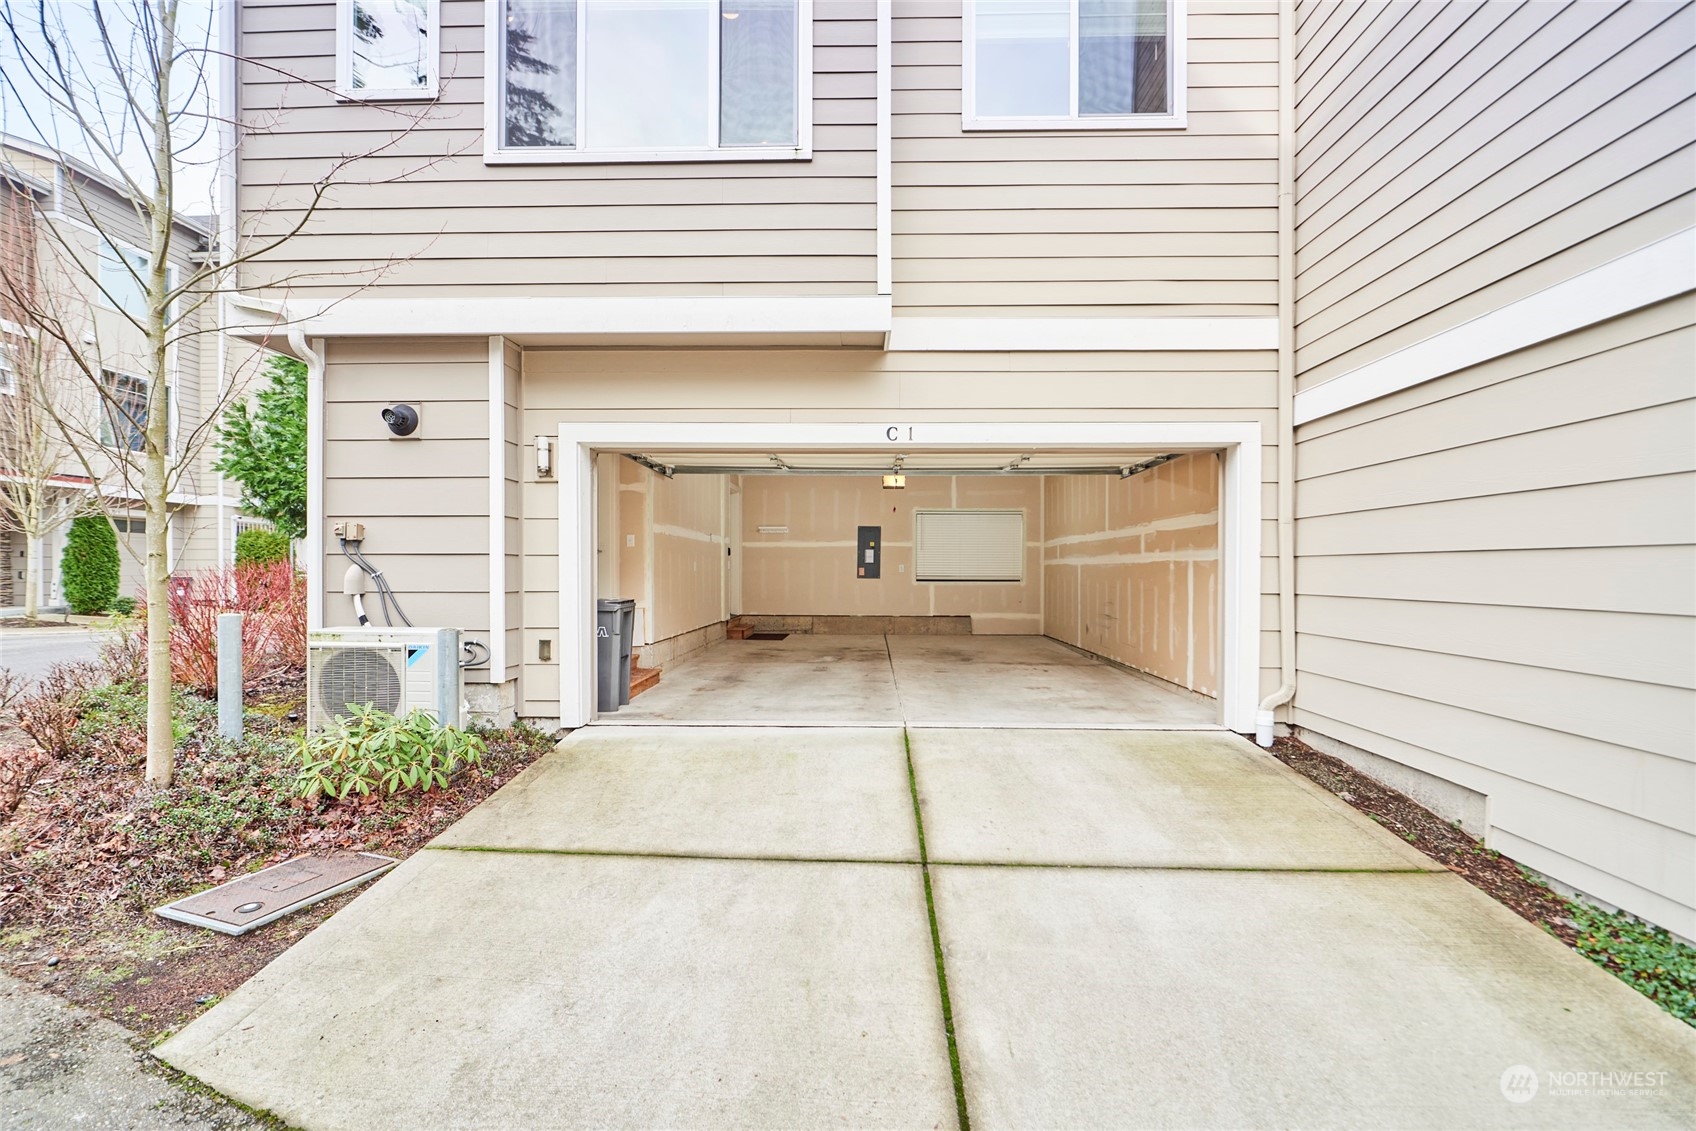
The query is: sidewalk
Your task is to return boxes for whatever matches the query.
[0,971,268,1130]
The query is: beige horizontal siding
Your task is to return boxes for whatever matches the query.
[888,3,1279,316]
[1293,0,1696,386]
[238,0,876,299]
[1292,301,1696,936]
[320,338,503,679]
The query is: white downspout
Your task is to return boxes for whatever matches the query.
[227,292,322,630]
[291,327,324,631]
[1257,0,1297,747]
[215,0,238,568]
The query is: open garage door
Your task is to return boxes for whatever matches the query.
[558,422,1262,732]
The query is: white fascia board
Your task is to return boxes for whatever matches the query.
[1295,228,1696,426]
[263,294,893,341]
[887,316,1278,352]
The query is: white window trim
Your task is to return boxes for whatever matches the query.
[100,369,179,459]
[335,0,442,102]
[483,0,814,165]
[95,235,181,321]
[961,0,1186,131]
[0,353,15,396]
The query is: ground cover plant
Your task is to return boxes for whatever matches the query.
[0,568,555,1039]
[1273,735,1695,1028]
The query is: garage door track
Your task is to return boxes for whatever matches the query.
[157,727,1695,1129]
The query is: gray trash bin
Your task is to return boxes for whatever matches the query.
[616,600,636,705]
[595,599,623,713]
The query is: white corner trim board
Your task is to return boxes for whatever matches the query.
[1294,229,1696,425]
[887,317,1278,352]
[487,336,508,684]
[556,421,1263,733]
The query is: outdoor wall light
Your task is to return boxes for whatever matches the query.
[535,435,554,478]
[381,403,420,438]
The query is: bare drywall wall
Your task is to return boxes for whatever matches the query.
[612,458,728,648]
[1043,453,1220,695]
[739,475,1042,634]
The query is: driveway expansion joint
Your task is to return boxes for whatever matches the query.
[905,728,972,1131]
[426,844,922,867]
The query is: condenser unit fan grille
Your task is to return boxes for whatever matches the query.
[316,647,404,718]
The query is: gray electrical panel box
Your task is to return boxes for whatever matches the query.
[857,526,881,579]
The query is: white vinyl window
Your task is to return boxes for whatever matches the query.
[487,0,812,163]
[0,352,14,395]
[337,0,441,100]
[99,371,173,456]
[97,238,180,321]
[963,0,1185,130]
[97,237,148,319]
[914,510,1025,583]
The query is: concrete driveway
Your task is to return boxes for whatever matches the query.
[158,728,1696,1130]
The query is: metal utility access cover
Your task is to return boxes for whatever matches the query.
[154,853,398,936]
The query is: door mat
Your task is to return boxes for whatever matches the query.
[746,632,790,641]
[154,853,398,936]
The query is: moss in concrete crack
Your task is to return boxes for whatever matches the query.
[905,728,971,1131]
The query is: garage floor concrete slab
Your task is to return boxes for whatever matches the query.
[610,634,1216,728]
[889,636,1217,728]
[614,635,903,725]
[158,851,955,1131]
[911,728,1439,870]
[933,865,1696,1130]
[433,726,919,861]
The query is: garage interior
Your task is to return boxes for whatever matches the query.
[592,447,1225,728]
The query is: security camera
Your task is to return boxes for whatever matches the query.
[381,403,420,438]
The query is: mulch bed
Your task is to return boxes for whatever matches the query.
[1270,735,1578,947]
[0,673,556,1039]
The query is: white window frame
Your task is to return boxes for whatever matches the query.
[483,0,814,165]
[913,509,1026,583]
[962,0,1186,131]
[336,0,442,102]
[96,236,181,321]
[0,353,14,396]
[99,369,177,458]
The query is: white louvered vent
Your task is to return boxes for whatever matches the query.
[914,510,1025,582]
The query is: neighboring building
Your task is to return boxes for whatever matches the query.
[223,0,1693,939]
[0,135,258,613]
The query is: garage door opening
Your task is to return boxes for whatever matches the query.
[559,423,1262,731]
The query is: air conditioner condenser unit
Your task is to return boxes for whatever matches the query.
[306,627,463,733]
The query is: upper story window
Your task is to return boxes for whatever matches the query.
[337,0,441,100]
[97,238,179,321]
[964,0,1185,130]
[0,352,15,396]
[488,0,812,164]
[100,371,172,455]
[98,237,149,319]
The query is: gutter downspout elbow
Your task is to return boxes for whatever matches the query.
[1257,0,1297,748]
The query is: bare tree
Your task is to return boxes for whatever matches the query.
[0,0,450,784]
[0,324,95,623]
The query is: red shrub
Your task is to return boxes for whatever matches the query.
[165,561,308,694]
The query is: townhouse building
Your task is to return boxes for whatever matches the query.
[1,136,262,611]
[223,0,1694,937]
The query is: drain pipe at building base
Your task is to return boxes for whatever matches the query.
[1257,0,1297,748]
